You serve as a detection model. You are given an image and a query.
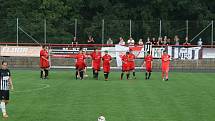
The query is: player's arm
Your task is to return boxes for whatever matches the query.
[110,57,112,63]
[151,57,153,68]
[142,57,146,67]
[9,76,14,90]
[42,56,49,61]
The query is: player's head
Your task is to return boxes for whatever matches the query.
[129,49,133,53]
[94,48,99,53]
[42,45,46,50]
[104,50,108,54]
[1,61,8,70]
[93,48,97,51]
[79,47,83,53]
[147,51,150,55]
[163,50,167,54]
[126,51,129,55]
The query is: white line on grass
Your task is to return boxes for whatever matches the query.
[11,84,50,93]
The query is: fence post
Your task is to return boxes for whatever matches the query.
[16,18,19,46]
[102,19,104,46]
[212,20,214,47]
[186,20,189,39]
[75,19,77,39]
[44,19,46,44]
[129,19,132,37]
[159,19,162,37]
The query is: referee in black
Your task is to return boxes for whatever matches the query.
[0,61,14,118]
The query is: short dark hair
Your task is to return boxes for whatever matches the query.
[147,51,150,54]
[79,47,83,51]
[42,45,46,49]
[2,61,7,65]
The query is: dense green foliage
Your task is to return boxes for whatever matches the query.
[0,0,214,44]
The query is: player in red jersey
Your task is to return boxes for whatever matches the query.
[121,52,130,80]
[75,48,86,80]
[143,51,153,80]
[161,50,171,81]
[91,48,101,80]
[102,50,112,81]
[128,49,136,79]
[40,45,50,79]
[90,48,97,78]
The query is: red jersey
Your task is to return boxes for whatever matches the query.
[128,53,135,70]
[92,53,101,70]
[75,53,86,70]
[102,54,112,66]
[102,54,112,72]
[144,55,153,72]
[144,55,153,67]
[161,54,170,71]
[121,54,129,71]
[40,49,49,68]
[90,51,96,58]
[76,53,86,63]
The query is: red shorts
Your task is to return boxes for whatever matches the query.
[146,66,152,72]
[103,66,110,73]
[122,65,129,72]
[129,63,135,70]
[93,64,101,71]
[162,66,169,72]
[76,62,86,70]
[40,60,50,69]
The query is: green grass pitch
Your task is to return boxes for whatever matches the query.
[6,70,215,121]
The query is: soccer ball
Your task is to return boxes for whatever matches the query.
[98,115,106,121]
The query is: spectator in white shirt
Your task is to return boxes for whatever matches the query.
[138,39,144,45]
[118,37,125,45]
[106,38,113,44]
[127,37,135,46]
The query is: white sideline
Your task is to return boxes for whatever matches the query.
[12,84,50,93]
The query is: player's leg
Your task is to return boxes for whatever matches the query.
[44,69,48,79]
[162,66,165,81]
[162,71,165,81]
[0,91,9,118]
[92,69,96,78]
[126,71,130,80]
[75,65,79,80]
[132,69,136,79]
[148,71,151,79]
[1,100,8,118]
[165,70,169,81]
[104,72,108,81]
[145,70,148,80]
[95,70,99,80]
[120,71,124,80]
[40,68,43,78]
[79,69,84,80]
[147,68,152,79]
[84,67,88,77]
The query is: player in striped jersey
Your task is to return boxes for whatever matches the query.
[0,61,14,118]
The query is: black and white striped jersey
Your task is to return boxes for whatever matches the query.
[0,69,11,90]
